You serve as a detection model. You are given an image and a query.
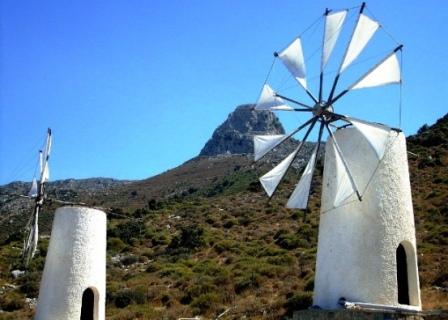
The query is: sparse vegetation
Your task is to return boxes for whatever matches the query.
[0,114,447,318]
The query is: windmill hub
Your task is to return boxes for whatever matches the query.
[312,102,334,121]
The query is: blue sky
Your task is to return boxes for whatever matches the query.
[1,0,447,185]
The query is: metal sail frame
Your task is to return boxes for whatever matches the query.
[253,2,403,209]
[23,128,52,267]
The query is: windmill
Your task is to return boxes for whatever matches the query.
[253,4,422,310]
[253,2,402,210]
[22,128,52,266]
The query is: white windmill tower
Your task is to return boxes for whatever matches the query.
[35,206,107,320]
[19,129,107,319]
[253,2,421,311]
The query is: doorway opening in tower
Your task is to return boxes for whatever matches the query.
[80,287,96,320]
[396,243,410,305]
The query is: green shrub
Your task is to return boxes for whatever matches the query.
[190,293,218,313]
[108,237,127,253]
[0,292,25,311]
[297,224,316,242]
[182,276,217,305]
[266,254,294,266]
[145,227,170,246]
[146,262,161,273]
[284,292,313,315]
[120,255,138,266]
[223,219,237,229]
[159,263,193,280]
[214,240,240,254]
[234,273,260,294]
[18,272,40,297]
[133,208,150,218]
[304,278,314,291]
[275,232,300,250]
[109,221,142,245]
[114,288,147,308]
[168,226,205,251]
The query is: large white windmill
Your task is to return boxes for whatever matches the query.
[253,3,421,310]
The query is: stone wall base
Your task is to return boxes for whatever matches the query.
[291,309,448,320]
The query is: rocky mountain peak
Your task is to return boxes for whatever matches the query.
[199,104,285,156]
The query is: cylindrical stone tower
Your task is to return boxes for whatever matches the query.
[313,128,421,310]
[35,206,106,320]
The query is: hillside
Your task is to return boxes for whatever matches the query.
[0,112,447,319]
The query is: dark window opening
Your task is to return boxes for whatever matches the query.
[80,288,95,320]
[396,244,410,305]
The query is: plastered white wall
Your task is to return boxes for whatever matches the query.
[313,128,421,310]
[35,206,106,320]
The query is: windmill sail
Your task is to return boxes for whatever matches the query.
[332,141,356,207]
[23,207,39,266]
[349,52,401,90]
[278,38,307,89]
[23,128,52,266]
[28,178,38,198]
[287,145,318,209]
[340,14,379,73]
[348,118,391,159]
[260,147,300,197]
[255,84,293,111]
[322,10,348,69]
[254,134,286,161]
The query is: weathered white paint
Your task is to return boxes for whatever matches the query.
[35,206,106,320]
[313,128,421,310]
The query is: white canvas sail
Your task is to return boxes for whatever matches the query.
[349,53,401,90]
[340,14,379,73]
[322,10,347,69]
[42,163,50,183]
[40,129,52,183]
[286,145,318,209]
[278,38,307,89]
[28,178,38,198]
[349,119,390,160]
[260,146,300,197]
[23,209,39,265]
[332,141,355,207]
[39,151,43,178]
[255,84,293,111]
[254,134,286,161]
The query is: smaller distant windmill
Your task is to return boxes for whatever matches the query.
[253,2,402,210]
[22,128,52,266]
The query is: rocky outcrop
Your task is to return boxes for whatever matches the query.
[199,104,285,156]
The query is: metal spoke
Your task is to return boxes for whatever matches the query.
[325,111,395,132]
[269,117,318,199]
[255,116,318,162]
[274,93,313,109]
[294,108,314,112]
[315,120,326,157]
[303,87,319,104]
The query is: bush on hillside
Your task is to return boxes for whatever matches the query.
[284,292,313,315]
[114,288,147,308]
[109,221,142,244]
[168,226,205,251]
